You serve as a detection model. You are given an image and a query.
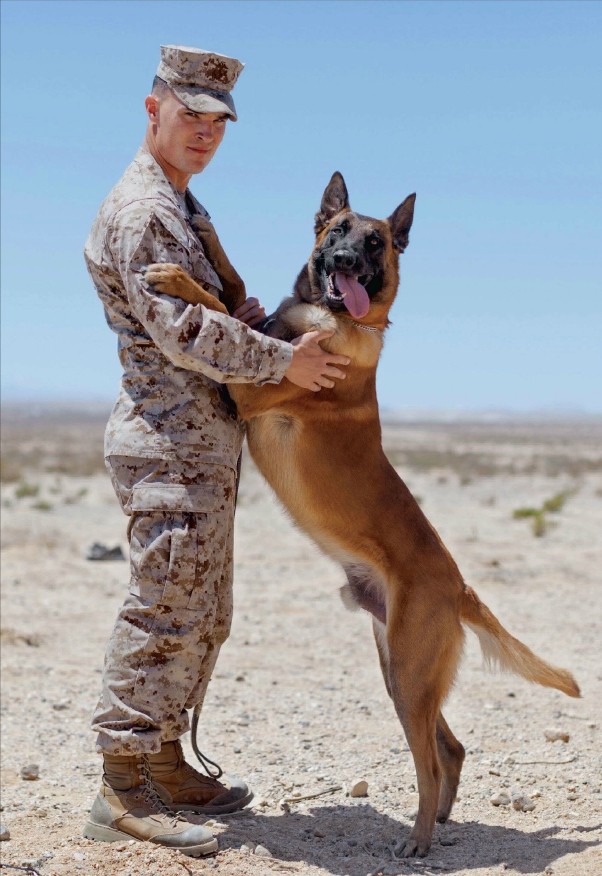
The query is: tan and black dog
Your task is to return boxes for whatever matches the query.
[146,172,579,857]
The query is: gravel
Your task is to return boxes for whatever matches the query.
[1,417,601,875]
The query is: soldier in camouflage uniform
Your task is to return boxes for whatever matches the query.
[82,46,350,855]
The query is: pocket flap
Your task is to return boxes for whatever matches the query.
[130,483,226,513]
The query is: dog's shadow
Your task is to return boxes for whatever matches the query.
[204,804,600,875]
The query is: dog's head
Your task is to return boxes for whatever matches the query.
[303,172,415,327]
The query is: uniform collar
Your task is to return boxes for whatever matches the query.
[132,146,210,219]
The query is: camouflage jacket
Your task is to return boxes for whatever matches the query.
[85,147,292,471]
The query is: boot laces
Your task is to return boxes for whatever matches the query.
[139,756,185,826]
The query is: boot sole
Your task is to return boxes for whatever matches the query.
[173,789,255,815]
[82,821,218,857]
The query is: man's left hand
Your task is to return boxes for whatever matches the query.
[233,297,266,327]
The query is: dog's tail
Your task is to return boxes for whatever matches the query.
[460,585,580,698]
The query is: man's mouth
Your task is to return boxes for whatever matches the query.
[326,272,371,319]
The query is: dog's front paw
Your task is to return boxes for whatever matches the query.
[145,263,187,294]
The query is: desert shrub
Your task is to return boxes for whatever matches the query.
[14,481,40,499]
[512,507,539,520]
[542,490,571,513]
[512,489,574,538]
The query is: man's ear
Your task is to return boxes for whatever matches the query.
[388,193,416,254]
[314,171,350,234]
[145,95,159,122]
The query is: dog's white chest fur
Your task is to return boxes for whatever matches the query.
[283,303,338,335]
[281,303,383,366]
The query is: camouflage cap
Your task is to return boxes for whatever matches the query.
[157,45,244,121]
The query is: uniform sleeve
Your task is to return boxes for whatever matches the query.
[107,203,293,386]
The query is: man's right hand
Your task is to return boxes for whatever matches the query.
[285,330,350,391]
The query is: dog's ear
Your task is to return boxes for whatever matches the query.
[314,171,350,234]
[388,193,416,254]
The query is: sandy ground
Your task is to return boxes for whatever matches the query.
[1,407,601,876]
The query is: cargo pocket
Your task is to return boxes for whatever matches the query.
[128,483,231,611]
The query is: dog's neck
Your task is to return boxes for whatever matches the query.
[351,321,384,335]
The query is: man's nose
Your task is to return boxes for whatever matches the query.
[195,124,214,140]
[333,249,357,270]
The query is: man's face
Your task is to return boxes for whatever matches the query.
[145,89,228,187]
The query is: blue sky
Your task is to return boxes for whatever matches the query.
[1,0,601,412]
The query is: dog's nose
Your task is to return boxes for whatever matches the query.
[333,249,357,270]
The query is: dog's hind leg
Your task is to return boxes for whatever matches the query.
[341,566,393,696]
[435,712,465,823]
[386,598,463,857]
[372,617,393,699]
[372,620,463,823]
[389,672,441,857]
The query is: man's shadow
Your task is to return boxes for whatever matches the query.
[198,803,600,875]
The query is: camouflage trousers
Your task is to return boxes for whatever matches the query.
[92,455,237,755]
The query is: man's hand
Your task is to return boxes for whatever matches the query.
[233,297,266,327]
[285,330,350,391]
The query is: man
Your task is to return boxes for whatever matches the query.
[83,45,349,856]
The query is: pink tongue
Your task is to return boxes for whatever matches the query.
[335,273,370,319]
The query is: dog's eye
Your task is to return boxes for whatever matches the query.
[331,227,343,237]
[367,236,381,249]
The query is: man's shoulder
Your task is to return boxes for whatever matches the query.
[102,149,178,225]
[86,150,188,258]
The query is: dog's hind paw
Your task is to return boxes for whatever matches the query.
[394,836,431,858]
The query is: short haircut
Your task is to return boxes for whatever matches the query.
[151,76,171,97]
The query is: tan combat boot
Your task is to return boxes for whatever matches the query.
[83,753,217,856]
[148,740,253,814]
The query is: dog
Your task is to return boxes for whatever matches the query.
[145,172,580,857]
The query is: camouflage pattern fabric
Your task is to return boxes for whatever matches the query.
[85,147,292,753]
[92,457,236,754]
[157,45,244,120]
[85,146,292,467]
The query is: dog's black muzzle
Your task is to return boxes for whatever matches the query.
[331,248,359,272]
[322,246,366,278]
[312,244,383,311]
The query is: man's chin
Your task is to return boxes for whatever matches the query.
[185,151,214,172]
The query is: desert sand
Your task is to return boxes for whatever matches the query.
[1,405,601,876]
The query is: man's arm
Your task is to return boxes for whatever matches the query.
[143,257,350,395]
[108,205,292,386]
